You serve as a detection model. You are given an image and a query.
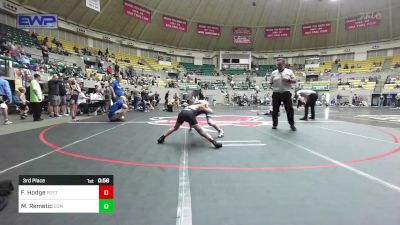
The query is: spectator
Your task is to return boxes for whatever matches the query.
[336,93,342,106]
[106,65,113,75]
[47,74,61,118]
[58,75,68,116]
[108,96,128,122]
[110,75,124,100]
[396,93,400,107]
[352,94,357,105]
[386,94,393,107]
[97,61,104,73]
[31,31,38,39]
[0,72,12,124]
[73,45,79,54]
[164,90,169,109]
[69,78,81,121]
[105,48,109,57]
[154,91,160,106]
[131,87,141,110]
[141,89,149,112]
[378,94,384,107]
[30,74,43,121]
[42,46,49,64]
[114,63,120,74]
[15,87,28,120]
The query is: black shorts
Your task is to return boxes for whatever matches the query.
[177,109,197,126]
[70,94,79,104]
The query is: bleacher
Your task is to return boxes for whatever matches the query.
[337,57,386,74]
[0,24,37,47]
[337,80,376,90]
[222,69,246,75]
[256,65,275,76]
[36,33,156,75]
[198,80,227,90]
[261,82,269,90]
[180,62,217,76]
[307,61,332,73]
[298,81,331,91]
[178,83,199,91]
[233,82,255,90]
[384,83,400,89]
[392,55,400,69]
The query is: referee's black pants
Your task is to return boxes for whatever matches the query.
[304,93,318,119]
[272,91,294,127]
[30,102,42,121]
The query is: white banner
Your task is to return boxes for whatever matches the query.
[86,0,100,12]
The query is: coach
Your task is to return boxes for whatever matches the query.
[269,58,296,131]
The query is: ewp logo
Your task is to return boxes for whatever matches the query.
[17,14,58,29]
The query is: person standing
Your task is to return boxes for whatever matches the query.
[42,46,49,64]
[110,75,124,101]
[30,74,43,121]
[269,58,296,131]
[378,94,384,107]
[69,78,81,121]
[164,90,169,109]
[58,75,68,116]
[47,74,61,118]
[131,87,141,111]
[297,89,318,120]
[386,94,392,107]
[0,72,12,124]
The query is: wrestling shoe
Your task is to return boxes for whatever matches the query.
[217,130,224,138]
[212,140,222,149]
[157,135,165,144]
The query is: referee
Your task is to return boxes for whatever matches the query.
[269,58,296,131]
[296,89,318,120]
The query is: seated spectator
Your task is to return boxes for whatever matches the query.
[0,39,9,55]
[31,32,38,39]
[108,96,128,122]
[97,61,104,73]
[16,52,30,65]
[73,45,79,54]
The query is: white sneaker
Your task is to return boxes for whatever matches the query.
[63,114,69,116]
[4,120,12,125]
[218,130,224,138]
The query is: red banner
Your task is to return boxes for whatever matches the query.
[123,1,151,23]
[302,22,331,36]
[233,27,252,44]
[197,23,220,37]
[265,27,291,38]
[163,15,188,32]
[345,12,381,30]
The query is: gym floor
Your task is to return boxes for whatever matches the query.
[0,106,400,225]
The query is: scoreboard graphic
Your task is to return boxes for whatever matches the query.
[18,175,114,213]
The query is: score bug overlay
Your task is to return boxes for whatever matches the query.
[18,175,114,213]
